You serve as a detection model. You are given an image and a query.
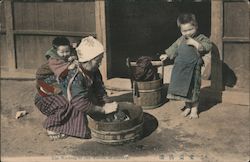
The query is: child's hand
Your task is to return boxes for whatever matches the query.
[68,56,77,62]
[186,37,201,50]
[160,54,168,61]
[68,60,79,70]
[68,63,76,70]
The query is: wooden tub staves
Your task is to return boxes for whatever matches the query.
[127,59,165,110]
[88,102,144,145]
[133,75,164,109]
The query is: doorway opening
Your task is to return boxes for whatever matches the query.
[105,0,211,79]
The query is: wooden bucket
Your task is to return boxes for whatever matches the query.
[133,75,164,109]
[88,102,144,145]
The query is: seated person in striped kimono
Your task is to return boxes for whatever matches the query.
[35,36,116,140]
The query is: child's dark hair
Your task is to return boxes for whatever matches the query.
[177,13,198,28]
[52,36,70,49]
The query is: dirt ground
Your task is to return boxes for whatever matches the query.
[0,80,249,162]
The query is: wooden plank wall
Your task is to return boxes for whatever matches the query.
[0,0,7,68]
[1,0,96,76]
[223,1,249,91]
[14,1,96,70]
[13,1,95,33]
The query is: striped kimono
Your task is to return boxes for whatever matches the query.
[35,62,106,138]
[34,94,91,138]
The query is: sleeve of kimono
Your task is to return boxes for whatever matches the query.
[72,72,103,113]
[92,70,107,98]
[71,95,94,113]
[196,34,212,55]
[164,37,182,60]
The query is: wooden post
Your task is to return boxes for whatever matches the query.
[4,0,16,70]
[210,0,224,93]
[95,0,108,82]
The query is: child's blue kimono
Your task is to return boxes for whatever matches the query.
[165,34,212,103]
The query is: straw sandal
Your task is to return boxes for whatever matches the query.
[47,130,68,141]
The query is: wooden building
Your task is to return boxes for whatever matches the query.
[0,0,249,102]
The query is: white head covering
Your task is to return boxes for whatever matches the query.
[76,36,104,62]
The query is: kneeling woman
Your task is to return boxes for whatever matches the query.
[35,36,116,140]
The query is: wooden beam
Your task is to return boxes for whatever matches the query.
[223,37,250,43]
[14,30,96,37]
[130,61,164,67]
[95,0,108,82]
[210,0,224,94]
[1,68,36,80]
[4,0,16,70]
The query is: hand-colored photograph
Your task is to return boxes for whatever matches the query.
[0,0,249,162]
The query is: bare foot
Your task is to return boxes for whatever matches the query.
[189,107,199,119]
[181,108,191,117]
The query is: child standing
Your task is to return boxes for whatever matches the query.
[160,13,212,119]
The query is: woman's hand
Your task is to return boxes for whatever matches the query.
[68,60,79,70]
[103,102,118,114]
[160,54,168,61]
